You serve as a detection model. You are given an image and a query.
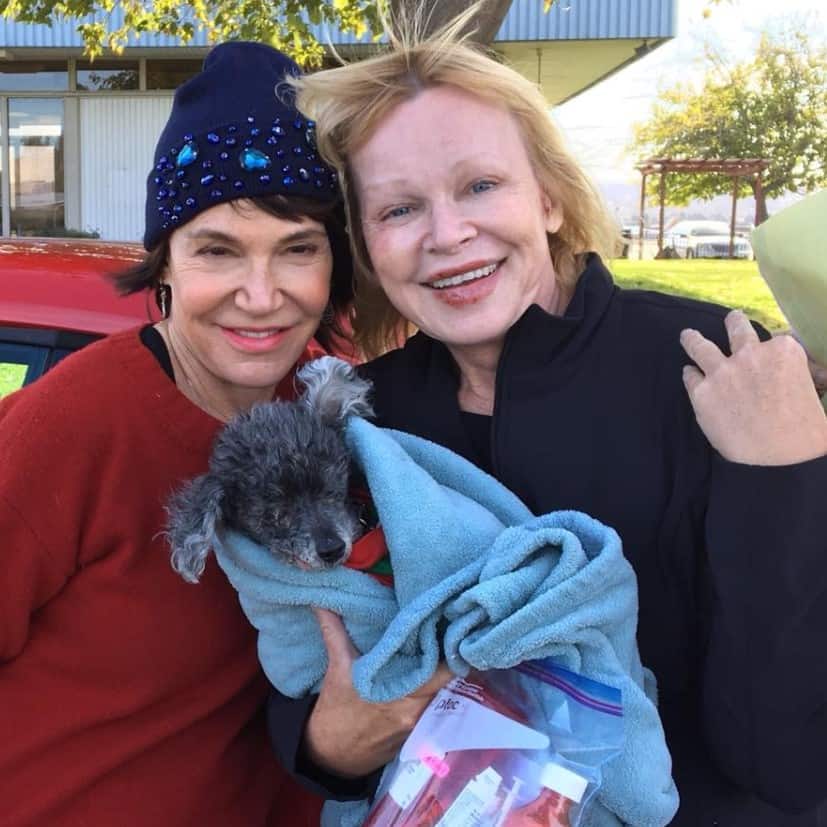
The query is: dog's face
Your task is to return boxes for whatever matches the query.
[167,355,375,583]
[214,402,361,569]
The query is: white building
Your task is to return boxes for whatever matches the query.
[0,0,675,241]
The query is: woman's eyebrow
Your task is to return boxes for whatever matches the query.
[182,227,327,245]
[183,228,238,244]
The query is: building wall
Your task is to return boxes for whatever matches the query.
[0,1,676,241]
[79,95,172,240]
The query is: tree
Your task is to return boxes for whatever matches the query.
[0,0,556,64]
[631,26,827,221]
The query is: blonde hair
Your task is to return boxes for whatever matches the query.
[293,7,620,358]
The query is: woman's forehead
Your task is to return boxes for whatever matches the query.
[173,201,325,241]
[351,88,529,188]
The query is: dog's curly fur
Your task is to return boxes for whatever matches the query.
[167,356,373,583]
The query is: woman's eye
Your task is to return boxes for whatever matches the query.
[286,244,319,256]
[471,179,497,194]
[198,246,231,257]
[381,205,411,221]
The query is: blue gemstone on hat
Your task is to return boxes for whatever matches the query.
[312,166,326,174]
[239,148,272,171]
[162,222,169,229]
[298,168,310,181]
[207,132,220,144]
[266,136,278,146]
[173,204,183,214]
[227,124,238,134]
[283,175,295,186]
[271,125,285,136]
[307,153,317,162]
[219,151,229,161]
[153,176,163,185]
[157,205,165,213]
[314,179,324,188]
[157,188,169,199]
[293,118,303,130]
[246,115,255,123]
[162,208,172,218]
[282,164,291,174]
[164,162,174,171]
[218,174,227,182]
[244,138,253,147]
[183,133,193,142]
[180,181,190,190]
[233,180,244,190]
[225,136,237,147]
[176,169,186,179]
[259,174,271,184]
[167,187,178,198]
[170,214,180,223]
[176,141,198,168]
[250,128,260,137]
[185,197,196,207]
[276,149,286,158]
[159,155,168,165]
[201,160,213,169]
[292,146,303,156]
[170,147,178,156]
[210,188,223,199]
[200,173,215,186]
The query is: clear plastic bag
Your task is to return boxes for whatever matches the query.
[364,659,623,827]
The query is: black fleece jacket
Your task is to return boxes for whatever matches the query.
[270,255,827,825]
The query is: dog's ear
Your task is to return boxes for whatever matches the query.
[297,356,373,426]
[166,473,225,584]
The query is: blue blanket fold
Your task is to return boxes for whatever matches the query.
[214,417,678,827]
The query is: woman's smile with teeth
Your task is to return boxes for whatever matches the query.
[429,263,498,289]
[233,328,281,338]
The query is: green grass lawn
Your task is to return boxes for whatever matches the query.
[608,258,787,333]
[0,363,27,399]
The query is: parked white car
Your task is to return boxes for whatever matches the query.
[665,220,753,259]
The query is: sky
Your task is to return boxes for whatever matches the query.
[552,0,826,193]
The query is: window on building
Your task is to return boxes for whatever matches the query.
[146,59,202,90]
[76,60,140,91]
[0,61,69,92]
[8,99,65,236]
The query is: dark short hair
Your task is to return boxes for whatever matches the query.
[111,194,353,352]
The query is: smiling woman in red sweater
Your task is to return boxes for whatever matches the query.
[0,42,352,827]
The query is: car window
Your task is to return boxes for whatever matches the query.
[0,342,49,398]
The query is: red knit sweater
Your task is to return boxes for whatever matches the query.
[0,328,321,827]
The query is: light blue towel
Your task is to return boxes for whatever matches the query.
[214,418,679,827]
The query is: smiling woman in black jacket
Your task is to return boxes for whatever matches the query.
[268,18,827,826]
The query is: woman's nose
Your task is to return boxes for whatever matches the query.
[235,261,284,313]
[425,199,476,253]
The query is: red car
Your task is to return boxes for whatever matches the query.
[0,238,153,398]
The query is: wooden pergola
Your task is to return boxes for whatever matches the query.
[635,157,769,259]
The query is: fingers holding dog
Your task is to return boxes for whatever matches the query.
[304,609,453,779]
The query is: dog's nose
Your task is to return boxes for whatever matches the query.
[317,536,346,564]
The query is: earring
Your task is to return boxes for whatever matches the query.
[155,282,171,319]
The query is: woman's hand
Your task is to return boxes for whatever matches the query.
[302,608,453,779]
[680,310,827,466]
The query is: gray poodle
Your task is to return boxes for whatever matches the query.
[167,356,374,583]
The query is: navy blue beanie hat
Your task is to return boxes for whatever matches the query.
[144,41,339,250]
